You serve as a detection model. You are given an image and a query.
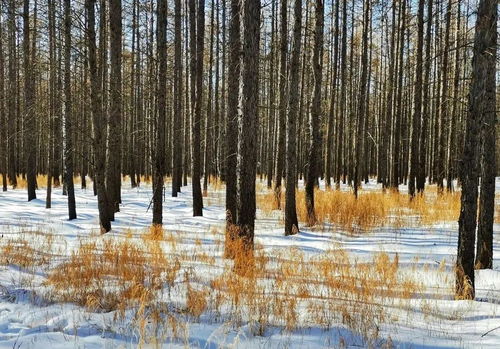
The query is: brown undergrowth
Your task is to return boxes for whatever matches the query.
[0,226,422,345]
[258,186,464,232]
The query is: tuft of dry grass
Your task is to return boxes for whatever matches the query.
[46,236,181,311]
[0,225,428,345]
[258,186,462,232]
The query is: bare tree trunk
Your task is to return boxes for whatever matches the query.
[335,0,347,188]
[438,0,452,193]
[417,0,433,193]
[456,0,496,300]
[224,0,240,257]
[64,0,76,219]
[380,0,396,190]
[203,0,216,195]
[273,0,287,208]
[305,0,324,221]
[23,0,36,201]
[353,0,370,198]
[236,0,260,250]
[86,0,111,233]
[173,0,183,197]
[390,0,405,190]
[107,0,122,217]
[284,0,302,236]
[7,0,17,189]
[325,0,339,189]
[0,6,7,192]
[409,0,424,198]
[153,0,168,225]
[191,0,204,216]
[447,0,461,192]
[475,0,497,270]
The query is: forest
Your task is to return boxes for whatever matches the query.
[0,0,498,347]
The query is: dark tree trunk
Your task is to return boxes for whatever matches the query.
[64,0,76,220]
[0,8,6,193]
[173,0,183,197]
[224,0,240,257]
[284,0,302,236]
[325,0,339,189]
[191,0,204,216]
[86,0,111,233]
[236,0,260,249]
[273,0,288,208]
[7,0,17,189]
[438,0,452,193]
[417,0,433,193]
[380,0,396,190]
[153,0,168,225]
[475,0,497,270]
[409,0,424,198]
[107,0,122,217]
[305,0,324,221]
[353,0,370,198]
[447,0,461,192]
[23,0,36,201]
[456,0,496,300]
[335,0,347,188]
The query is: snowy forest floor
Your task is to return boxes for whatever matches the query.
[0,178,499,348]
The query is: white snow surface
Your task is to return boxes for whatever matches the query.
[0,178,498,349]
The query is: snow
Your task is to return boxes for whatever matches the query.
[0,178,498,348]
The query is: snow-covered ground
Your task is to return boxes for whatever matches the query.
[0,178,498,348]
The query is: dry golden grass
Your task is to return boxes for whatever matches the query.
[258,186,463,232]
[0,175,88,189]
[0,225,422,344]
[46,235,181,311]
[0,231,55,269]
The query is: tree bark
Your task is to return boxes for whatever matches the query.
[86,0,111,233]
[236,0,260,249]
[64,0,76,220]
[107,0,122,217]
[353,0,370,198]
[409,0,425,198]
[173,0,183,197]
[153,0,168,225]
[305,0,324,221]
[475,0,497,270]
[284,0,302,236]
[191,0,204,216]
[456,0,496,300]
[273,0,288,208]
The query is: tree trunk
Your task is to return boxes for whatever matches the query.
[236,0,260,250]
[273,0,288,209]
[7,0,17,189]
[64,0,76,220]
[284,0,302,236]
[438,0,452,193]
[23,0,36,201]
[475,0,497,270]
[417,0,433,193]
[107,0,122,217]
[353,0,370,198]
[456,0,496,300]
[173,0,183,197]
[153,0,168,225]
[409,0,425,198]
[305,0,324,221]
[224,0,240,257]
[191,0,204,216]
[86,0,111,233]
[0,6,7,192]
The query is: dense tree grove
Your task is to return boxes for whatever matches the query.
[0,0,497,298]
